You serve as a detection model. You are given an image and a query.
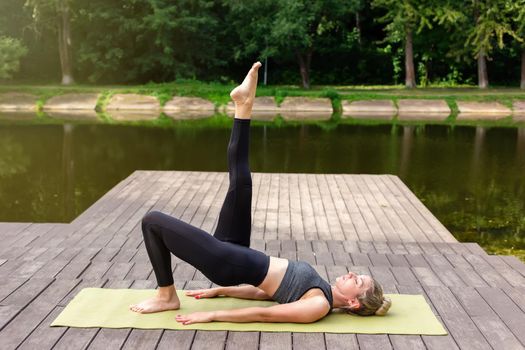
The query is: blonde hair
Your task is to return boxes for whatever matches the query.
[348,278,392,316]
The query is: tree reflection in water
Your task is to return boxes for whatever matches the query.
[0,120,523,258]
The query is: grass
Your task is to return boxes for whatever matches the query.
[2,81,525,110]
[1,81,525,129]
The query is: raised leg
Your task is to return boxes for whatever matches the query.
[213,62,262,247]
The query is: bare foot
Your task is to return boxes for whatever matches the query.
[230,62,262,118]
[129,294,180,314]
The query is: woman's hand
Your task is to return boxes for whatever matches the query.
[185,288,220,299]
[176,311,215,325]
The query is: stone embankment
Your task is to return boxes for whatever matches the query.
[1,92,525,122]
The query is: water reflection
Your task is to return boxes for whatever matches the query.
[0,121,524,255]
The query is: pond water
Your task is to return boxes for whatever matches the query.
[1,117,524,257]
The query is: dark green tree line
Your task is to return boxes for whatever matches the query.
[1,0,524,88]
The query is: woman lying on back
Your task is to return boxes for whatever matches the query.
[130,62,391,325]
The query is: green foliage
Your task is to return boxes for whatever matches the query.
[0,36,27,79]
[1,0,525,86]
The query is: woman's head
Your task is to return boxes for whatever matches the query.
[334,272,391,316]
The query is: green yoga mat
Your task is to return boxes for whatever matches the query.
[51,288,447,335]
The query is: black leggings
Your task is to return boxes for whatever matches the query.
[141,118,270,287]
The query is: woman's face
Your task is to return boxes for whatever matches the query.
[335,271,373,300]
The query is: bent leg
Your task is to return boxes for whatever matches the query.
[213,118,253,247]
[142,211,269,287]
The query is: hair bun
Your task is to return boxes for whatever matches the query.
[374,296,392,316]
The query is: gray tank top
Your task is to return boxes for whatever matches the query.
[272,260,333,310]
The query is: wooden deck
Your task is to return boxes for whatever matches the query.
[1,171,524,350]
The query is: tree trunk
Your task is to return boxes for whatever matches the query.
[296,50,312,89]
[404,28,416,88]
[521,49,525,89]
[355,12,361,46]
[58,0,74,85]
[477,48,488,89]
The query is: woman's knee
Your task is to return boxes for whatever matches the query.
[141,210,166,230]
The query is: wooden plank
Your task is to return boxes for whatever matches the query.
[463,242,487,255]
[157,330,195,350]
[334,175,371,241]
[424,286,491,350]
[260,332,291,350]
[298,174,318,240]
[1,278,54,306]
[121,328,163,350]
[452,267,489,288]
[471,315,524,350]
[345,175,386,241]
[476,286,525,345]
[60,172,149,248]
[373,241,393,254]
[449,287,495,317]
[225,331,259,350]
[463,254,513,288]
[292,333,326,350]
[0,278,27,302]
[16,306,66,350]
[404,255,430,268]
[377,176,436,243]
[314,174,343,240]
[386,254,410,267]
[252,173,270,240]
[481,255,525,288]
[191,172,223,229]
[191,330,227,350]
[87,171,171,248]
[288,174,305,240]
[502,286,525,313]
[361,175,407,241]
[277,174,291,240]
[0,304,23,331]
[356,335,392,350]
[55,260,91,280]
[368,253,391,267]
[390,266,419,286]
[390,335,426,350]
[325,174,358,240]
[357,241,376,253]
[388,176,455,242]
[325,333,359,349]
[0,279,78,349]
[369,266,397,293]
[264,173,279,240]
[499,256,525,277]
[372,176,427,243]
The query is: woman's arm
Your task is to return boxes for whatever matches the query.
[185,285,270,300]
[175,296,330,325]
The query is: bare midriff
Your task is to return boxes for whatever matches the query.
[256,256,289,297]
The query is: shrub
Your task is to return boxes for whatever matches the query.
[0,36,27,80]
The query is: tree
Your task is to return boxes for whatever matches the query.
[226,0,360,89]
[271,0,360,89]
[508,0,525,88]
[372,0,433,88]
[25,0,75,84]
[443,0,519,88]
[74,0,221,83]
[0,36,27,79]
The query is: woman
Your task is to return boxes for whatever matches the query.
[130,62,391,325]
